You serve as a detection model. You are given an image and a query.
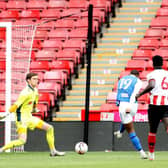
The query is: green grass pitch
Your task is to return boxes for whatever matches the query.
[0,151,167,168]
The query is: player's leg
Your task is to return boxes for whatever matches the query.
[147,105,161,160]
[120,102,147,159]
[0,122,27,152]
[114,123,125,138]
[34,118,65,156]
[161,106,168,133]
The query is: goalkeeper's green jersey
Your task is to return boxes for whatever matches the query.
[14,85,38,121]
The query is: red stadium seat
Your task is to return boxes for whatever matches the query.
[30,61,50,72]
[74,18,99,33]
[100,103,118,112]
[68,29,88,40]
[26,0,48,10]
[89,0,111,11]
[20,10,40,21]
[0,30,5,41]
[132,49,153,60]
[41,40,63,51]
[50,60,72,89]
[159,39,168,49]
[150,17,168,29]
[63,39,86,54]
[125,60,146,71]
[40,9,61,20]
[0,93,5,105]
[36,21,55,31]
[38,82,61,101]
[0,51,5,61]
[106,92,117,104]
[34,30,48,40]
[156,8,168,17]
[38,92,52,109]
[56,50,80,65]
[48,30,69,41]
[162,28,168,38]
[35,50,56,61]
[67,0,89,9]
[0,105,5,112]
[138,39,159,50]
[48,0,67,9]
[43,71,64,86]
[0,11,19,21]
[0,61,5,72]
[6,1,26,11]
[54,19,74,30]
[0,2,6,10]
[144,29,165,40]
[161,0,168,8]
[60,9,81,20]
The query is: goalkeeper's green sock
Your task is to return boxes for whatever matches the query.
[2,139,25,151]
[46,126,56,153]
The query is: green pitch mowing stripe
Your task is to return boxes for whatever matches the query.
[0,151,168,168]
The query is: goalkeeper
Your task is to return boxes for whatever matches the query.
[0,72,65,156]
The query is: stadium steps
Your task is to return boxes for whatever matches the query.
[53,0,161,121]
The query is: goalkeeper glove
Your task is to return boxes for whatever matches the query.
[9,104,17,113]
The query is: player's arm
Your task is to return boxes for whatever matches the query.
[136,79,155,100]
[9,93,27,113]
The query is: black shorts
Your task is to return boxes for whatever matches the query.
[148,104,168,133]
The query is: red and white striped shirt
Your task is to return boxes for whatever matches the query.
[147,69,168,105]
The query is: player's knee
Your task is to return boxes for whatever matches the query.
[19,138,26,145]
[47,125,54,132]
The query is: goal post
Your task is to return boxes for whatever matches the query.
[0,22,12,150]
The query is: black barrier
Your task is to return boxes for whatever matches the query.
[24,122,168,151]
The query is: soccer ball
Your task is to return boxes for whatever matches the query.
[75,142,88,154]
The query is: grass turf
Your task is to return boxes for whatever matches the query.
[0,151,167,168]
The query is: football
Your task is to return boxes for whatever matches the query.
[75,142,88,154]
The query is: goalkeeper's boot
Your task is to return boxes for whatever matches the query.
[50,150,65,157]
[148,152,155,161]
[140,150,147,159]
[114,130,122,139]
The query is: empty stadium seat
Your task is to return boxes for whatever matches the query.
[67,0,89,9]
[30,61,50,72]
[100,103,118,112]
[48,30,69,41]
[156,8,168,17]
[38,92,52,109]
[26,0,48,10]
[139,71,151,80]
[40,9,61,20]
[35,50,56,61]
[138,39,159,50]
[144,29,165,40]
[159,39,168,49]
[41,40,63,51]
[20,10,40,21]
[0,61,5,72]
[161,0,168,8]
[68,29,88,40]
[6,1,26,11]
[132,49,153,60]
[0,2,6,10]
[0,10,19,21]
[54,19,74,30]
[34,30,48,40]
[48,0,67,9]
[150,17,168,29]
[125,60,146,71]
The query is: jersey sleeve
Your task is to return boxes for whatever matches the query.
[130,79,142,103]
[14,91,27,107]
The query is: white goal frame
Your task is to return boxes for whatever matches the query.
[0,22,12,150]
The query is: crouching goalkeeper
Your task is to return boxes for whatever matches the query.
[0,72,65,156]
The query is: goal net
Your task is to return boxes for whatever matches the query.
[0,22,36,152]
